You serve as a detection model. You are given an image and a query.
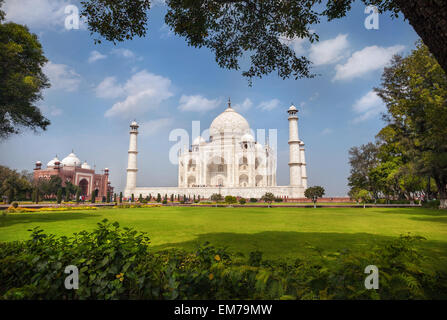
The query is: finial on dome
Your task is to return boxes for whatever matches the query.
[228,97,232,109]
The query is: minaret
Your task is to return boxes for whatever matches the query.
[125,121,139,193]
[287,104,302,186]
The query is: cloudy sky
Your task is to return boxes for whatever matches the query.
[0,0,419,196]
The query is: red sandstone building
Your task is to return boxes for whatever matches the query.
[33,152,113,200]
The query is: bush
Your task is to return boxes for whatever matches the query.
[11,202,18,209]
[0,224,445,300]
[250,198,258,203]
[274,198,283,202]
[162,200,168,205]
[423,200,440,209]
[239,198,246,205]
[224,195,237,204]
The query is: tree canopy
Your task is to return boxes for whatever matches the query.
[79,0,447,83]
[0,0,50,139]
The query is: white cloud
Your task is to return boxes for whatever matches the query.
[40,105,63,117]
[139,118,174,136]
[112,48,136,59]
[103,70,174,118]
[178,95,221,112]
[309,34,349,66]
[3,0,69,29]
[279,36,308,56]
[258,99,280,111]
[88,51,107,63]
[233,98,253,112]
[352,91,386,123]
[43,61,81,92]
[334,45,405,81]
[95,77,125,99]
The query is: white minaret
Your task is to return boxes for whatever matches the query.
[125,121,139,194]
[288,105,302,186]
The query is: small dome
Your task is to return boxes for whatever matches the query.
[62,152,81,167]
[131,121,139,127]
[47,156,60,167]
[192,136,206,145]
[36,161,42,165]
[241,133,255,142]
[288,104,297,111]
[81,161,91,170]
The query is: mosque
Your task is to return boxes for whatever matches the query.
[33,152,112,200]
[124,102,308,199]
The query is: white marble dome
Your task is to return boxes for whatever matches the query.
[47,156,60,167]
[288,104,297,112]
[241,133,255,142]
[192,136,206,145]
[62,152,81,167]
[210,106,250,138]
[81,161,91,170]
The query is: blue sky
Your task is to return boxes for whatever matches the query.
[0,0,419,196]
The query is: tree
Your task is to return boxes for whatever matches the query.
[375,42,447,208]
[210,193,223,202]
[0,166,32,202]
[304,186,325,208]
[351,189,371,208]
[57,189,62,204]
[131,193,135,203]
[348,143,380,199]
[75,189,81,204]
[107,191,111,203]
[78,0,447,83]
[170,194,174,202]
[156,193,161,203]
[261,192,275,207]
[119,192,123,203]
[91,191,96,204]
[224,195,237,204]
[139,194,143,203]
[0,0,50,139]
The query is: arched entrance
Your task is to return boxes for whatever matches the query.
[79,179,88,196]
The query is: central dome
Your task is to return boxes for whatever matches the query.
[62,152,81,167]
[210,105,250,138]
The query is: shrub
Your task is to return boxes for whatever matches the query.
[0,225,444,300]
[57,189,62,204]
[250,198,258,203]
[162,199,168,205]
[224,195,237,204]
[274,198,283,202]
[423,200,440,209]
[210,193,223,202]
[11,202,18,209]
[156,194,161,203]
[239,198,246,205]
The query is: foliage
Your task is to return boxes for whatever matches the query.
[375,42,447,208]
[56,189,62,204]
[0,3,50,139]
[274,198,284,203]
[156,193,161,203]
[91,191,96,204]
[261,192,275,204]
[210,193,223,202]
[250,198,258,203]
[0,222,445,300]
[304,186,325,204]
[239,198,246,205]
[224,195,237,204]
[77,0,447,84]
[0,166,32,202]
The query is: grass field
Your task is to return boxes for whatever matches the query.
[1,206,446,267]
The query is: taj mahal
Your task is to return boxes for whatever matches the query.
[124,101,308,199]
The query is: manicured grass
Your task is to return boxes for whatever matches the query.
[1,206,446,267]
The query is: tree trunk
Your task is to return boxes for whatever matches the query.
[395,0,447,73]
[439,187,447,209]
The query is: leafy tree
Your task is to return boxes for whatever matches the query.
[210,193,223,202]
[304,186,325,208]
[224,195,237,204]
[119,192,123,203]
[239,198,246,205]
[351,189,371,208]
[261,192,275,207]
[78,0,447,83]
[375,42,447,208]
[170,194,174,202]
[107,191,111,203]
[156,193,161,203]
[91,191,96,204]
[75,189,81,204]
[139,194,143,203]
[57,189,62,204]
[131,193,135,203]
[348,143,380,199]
[0,166,32,202]
[0,0,50,139]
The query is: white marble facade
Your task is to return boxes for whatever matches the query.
[124,102,307,199]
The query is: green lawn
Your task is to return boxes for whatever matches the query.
[1,206,446,266]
